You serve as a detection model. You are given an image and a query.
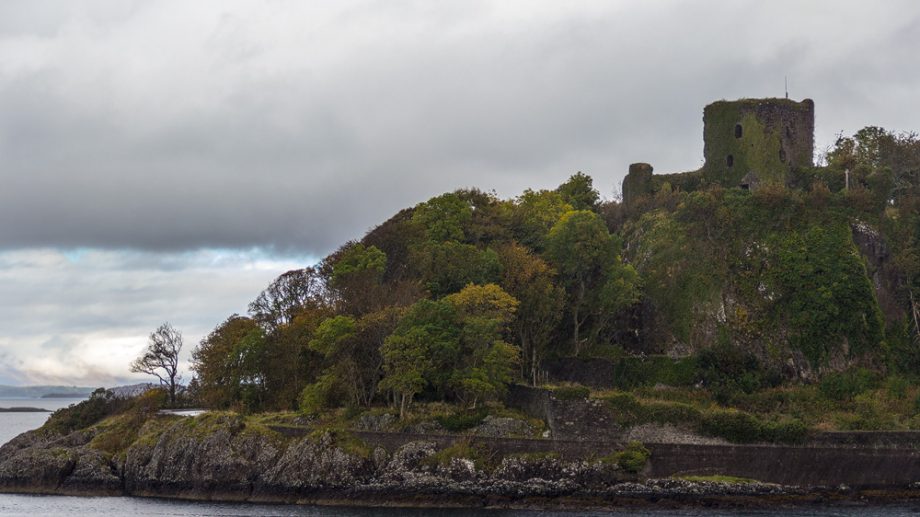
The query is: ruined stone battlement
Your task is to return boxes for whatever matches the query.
[623,97,814,203]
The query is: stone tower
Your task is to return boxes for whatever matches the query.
[702,98,814,188]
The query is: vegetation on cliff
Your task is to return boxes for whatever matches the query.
[174,125,920,434]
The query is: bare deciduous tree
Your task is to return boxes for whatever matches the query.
[131,322,183,404]
[248,267,328,331]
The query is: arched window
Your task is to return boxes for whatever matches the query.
[727,155,734,167]
[734,124,743,138]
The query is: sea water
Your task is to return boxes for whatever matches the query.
[1,399,918,516]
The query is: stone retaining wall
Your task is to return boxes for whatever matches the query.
[354,430,920,488]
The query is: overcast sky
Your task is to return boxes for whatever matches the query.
[1,0,919,386]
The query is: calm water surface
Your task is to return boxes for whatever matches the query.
[1,496,919,517]
[0,397,82,444]
[3,398,920,516]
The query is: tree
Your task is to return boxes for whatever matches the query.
[380,299,458,417]
[496,243,564,384]
[443,284,520,406]
[249,267,328,332]
[556,172,600,211]
[308,315,372,407]
[329,242,388,315]
[546,210,639,355]
[412,241,503,298]
[411,192,473,242]
[511,189,573,251]
[230,326,270,411]
[192,314,259,408]
[131,322,183,405]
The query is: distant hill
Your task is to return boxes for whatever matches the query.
[109,383,158,399]
[0,385,95,399]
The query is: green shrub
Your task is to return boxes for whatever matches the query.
[885,376,910,400]
[602,392,644,425]
[552,385,591,400]
[45,388,132,434]
[760,418,809,444]
[436,408,488,432]
[299,373,338,414]
[605,441,650,473]
[819,368,878,401]
[837,393,900,430]
[696,408,808,444]
[697,344,781,404]
[699,409,763,443]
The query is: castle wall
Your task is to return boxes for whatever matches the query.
[355,428,920,488]
[702,98,814,187]
[622,163,702,204]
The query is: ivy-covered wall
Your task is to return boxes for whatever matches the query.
[622,98,814,203]
[702,98,814,187]
[622,163,702,204]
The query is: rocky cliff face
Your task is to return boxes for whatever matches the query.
[0,428,121,495]
[0,413,795,506]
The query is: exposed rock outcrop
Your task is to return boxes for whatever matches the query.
[0,415,639,503]
[5,413,920,508]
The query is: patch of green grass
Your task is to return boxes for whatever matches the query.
[89,416,138,456]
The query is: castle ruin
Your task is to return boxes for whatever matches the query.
[622,98,814,203]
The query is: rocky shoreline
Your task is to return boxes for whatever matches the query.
[3,412,920,510]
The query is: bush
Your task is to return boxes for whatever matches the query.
[699,409,763,443]
[602,392,643,425]
[299,373,338,414]
[132,388,168,417]
[836,393,900,430]
[760,418,809,444]
[436,408,488,432]
[45,388,132,434]
[606,441,650,473]
[819,368,878,401]
[697,344,781,404]
[885,376,910,400]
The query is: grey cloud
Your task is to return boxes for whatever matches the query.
[0,1,919,258]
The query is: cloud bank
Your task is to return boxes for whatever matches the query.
[1,1,918,254]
